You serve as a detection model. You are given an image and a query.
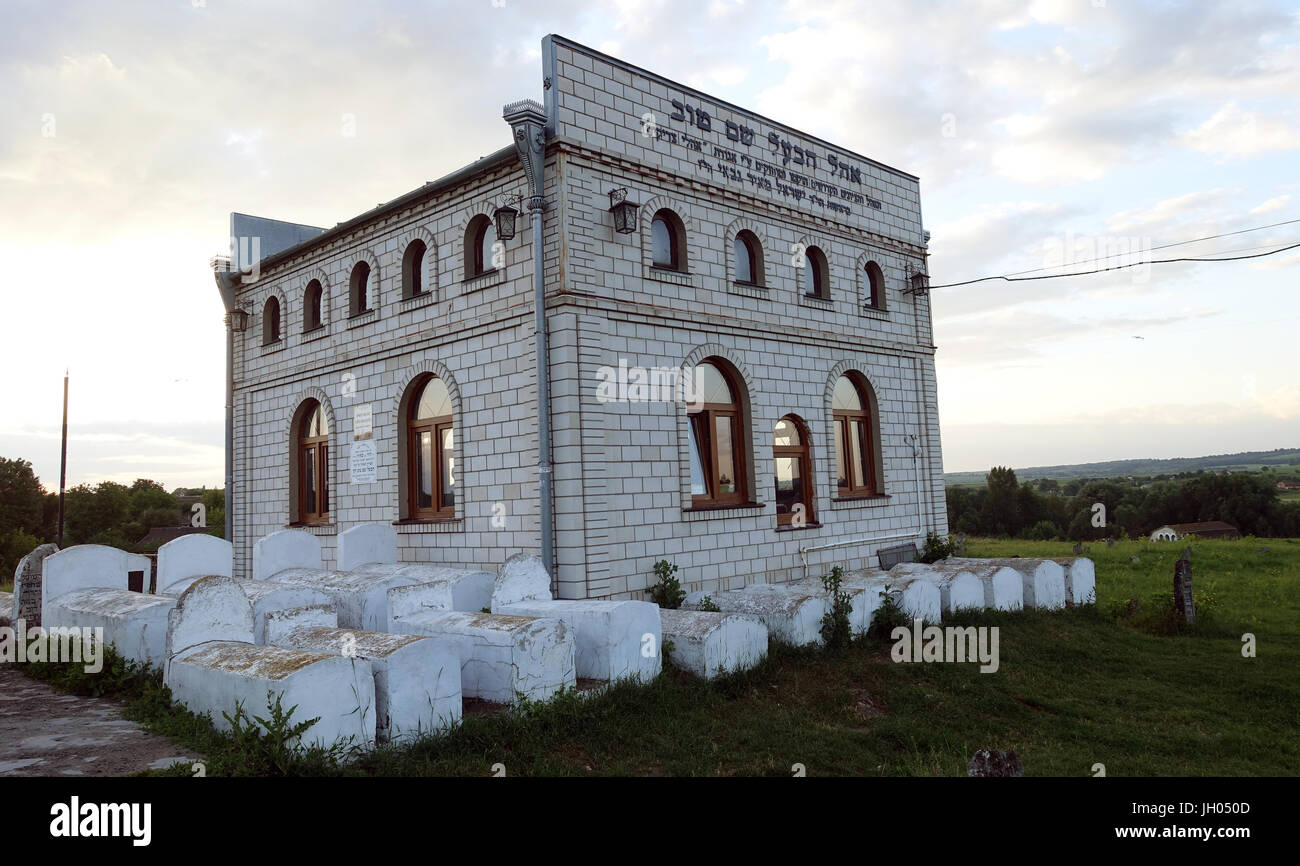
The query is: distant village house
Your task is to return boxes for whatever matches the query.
[1149,521,1241,542]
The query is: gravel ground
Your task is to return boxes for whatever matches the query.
[0,665,196,777]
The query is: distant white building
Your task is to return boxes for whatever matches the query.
[1150,521,1241,542]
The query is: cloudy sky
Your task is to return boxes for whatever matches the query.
[1,0,1297,491]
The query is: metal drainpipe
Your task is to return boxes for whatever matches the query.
[211,261,242,548]
[224,317,234,543]
[909,429,926,541]
[531,199,553,577]
[504,101,554,579]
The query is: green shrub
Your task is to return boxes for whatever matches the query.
[697,595,720,613]
[1025,520,1061,541]
[918,531,956,564]
[819,565,854,651]
[868,583,911,639]
[647,559,685,609]
[223,692,345,776]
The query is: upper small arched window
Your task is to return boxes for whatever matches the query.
[403,240,428,300]
[651,209,685,271]
[303,280,323,332]
[734,231,762,286]
[864,260,885,309]
[262,296,281,345]
[465,215,496,279]
[349,261,371,317]
[803,246,829,299]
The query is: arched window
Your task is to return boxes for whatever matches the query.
[774,415,814,527]
[262,297,281,345]
[734,230,762,286]
[407,375,455,519]
[651,209,685,271]
[465,215,496,279]
[402,240,427,299]
[296,401,330,524]
[864,260,885,309]
[803,245,829,299]
[833,373,880,497]
[303,280,323,332]
[687,359,748,506]
[349,261,371,317]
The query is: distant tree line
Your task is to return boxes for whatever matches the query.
[0,455,224,579]
[946,466,1300,541]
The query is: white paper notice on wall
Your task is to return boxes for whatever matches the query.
[350,440,377,484]
[354,403,373,441]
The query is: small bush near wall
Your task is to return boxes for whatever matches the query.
[919,531,957,564]
[647,559,685,609]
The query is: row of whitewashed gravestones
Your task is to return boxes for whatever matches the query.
[25,525,737,750]
[679,555,1096,647]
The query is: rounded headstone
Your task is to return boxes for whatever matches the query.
[492,553,552,608]
[167,575,256,656]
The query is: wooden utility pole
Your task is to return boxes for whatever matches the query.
[57,370,68,546]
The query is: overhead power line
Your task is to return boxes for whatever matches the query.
[928,238,1300,290]
[999,216,1300,279]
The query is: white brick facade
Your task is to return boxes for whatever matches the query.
[226,36,948,601]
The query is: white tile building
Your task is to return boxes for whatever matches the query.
[219,35,948,601]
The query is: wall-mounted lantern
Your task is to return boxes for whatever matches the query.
[494,199,520,241]
[908,271,929,295]
[608,188,638,234]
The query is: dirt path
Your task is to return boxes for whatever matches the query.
[0,666,197,776]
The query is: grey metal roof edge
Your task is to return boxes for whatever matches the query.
[545,34,921,183]
[229,212,327,233]
[246,143,519,277]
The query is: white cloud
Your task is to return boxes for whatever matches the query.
[1180,102,1300,158]
[1249,193,1291,214]
[1255,386,1300,419]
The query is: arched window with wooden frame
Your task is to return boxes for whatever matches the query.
[774,415,814,527]
[802,245,830,299]
[651,208,686,271]
[733,230,762,286]
[349,261,371,317]
[406,375,455,519]
[687,358,749,507]
[262,297,281,345]
[403,239,428,299]
[295,400,330,524]
[832,373,881,497]
[303,280,324,332]
[464,215,496,280]
[864,260,885,309]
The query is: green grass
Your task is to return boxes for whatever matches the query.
[17,536,1300,776]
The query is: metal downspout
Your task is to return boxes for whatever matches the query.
[504,101,554,579]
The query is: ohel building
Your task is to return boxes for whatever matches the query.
[211,35,948,600]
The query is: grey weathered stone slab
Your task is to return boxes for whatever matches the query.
[13,544,59,627]
[684,588,827,646]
